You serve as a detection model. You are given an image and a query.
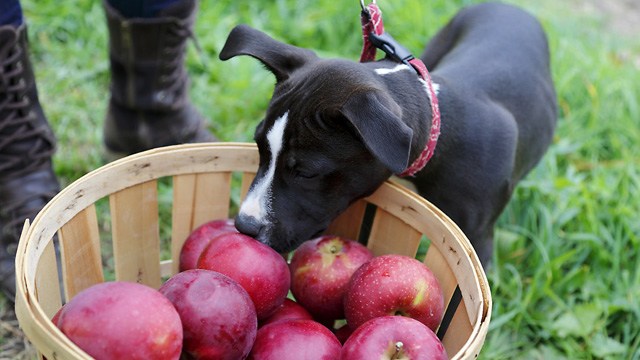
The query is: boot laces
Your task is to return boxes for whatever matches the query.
[0,34,57,249]
[159,21,204,95]
[0,33,56,177]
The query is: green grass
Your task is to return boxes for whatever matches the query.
[5,0,640,358]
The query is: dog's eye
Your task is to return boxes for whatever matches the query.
[288,163,319,180]
[285,157,322,180]
[295,170,319,179]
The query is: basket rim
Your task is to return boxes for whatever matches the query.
[15,142,491,359]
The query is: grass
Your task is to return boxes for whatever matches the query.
[4,0,639,358]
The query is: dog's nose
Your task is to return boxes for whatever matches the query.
[234,213,263,239]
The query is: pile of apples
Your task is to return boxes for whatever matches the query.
[53,219,449,360]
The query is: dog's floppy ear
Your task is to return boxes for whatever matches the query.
[219,24,317,82]
[340,91,413,174]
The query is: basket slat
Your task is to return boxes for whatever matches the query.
[324,199,367,241]
[170,172,232,274]
[193,172,232,225]
[35,240,62,319]
[442,298,473,357]
[424,242,458,311]
[109,180,162,288]
[59,204,104,300]
[241,172,255,200]
[366,207,422,257]
[171,174,198,274]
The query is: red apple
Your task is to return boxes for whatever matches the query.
[179,218,237,271]
[51,306,63,326]
[344,254,444,331]
[259,298,314,327]
[334,323,354,345]
[57,281,182,360]
[249,319,342,360]
[341,316,447,360]
[159,269,257,360]
[289,235,373,322]
[197,232,290,320]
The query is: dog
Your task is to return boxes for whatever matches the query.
[219,2,557,265]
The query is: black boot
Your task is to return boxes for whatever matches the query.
[103,0,215,159]
[0,24,60,301]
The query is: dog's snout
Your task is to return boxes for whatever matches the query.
[234,213,263,239]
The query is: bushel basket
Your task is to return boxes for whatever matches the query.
[15,142,491,359]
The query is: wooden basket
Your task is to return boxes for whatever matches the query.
[15,142,491,359]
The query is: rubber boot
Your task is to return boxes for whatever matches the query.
[0,24,60,301]
[103,0,215,159]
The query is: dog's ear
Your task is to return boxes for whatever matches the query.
[219,24,317,82]
[340,91,413,174]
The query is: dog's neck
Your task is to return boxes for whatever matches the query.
[365,60,445,177]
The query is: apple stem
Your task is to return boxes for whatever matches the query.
[391,341,404,359]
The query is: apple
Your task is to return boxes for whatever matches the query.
[159,269,257,360]
[289,235,373,322]
[197,232,291,320]
[344,254,444,331]
[334,323,354,345]
[341,316,447,360]
[179,218,237,271]
[259,298,314,328]
[56,281,182,360]
[249,319,342,360]
[51,306,63,326]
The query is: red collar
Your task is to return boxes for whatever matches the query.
[359,2,441,177]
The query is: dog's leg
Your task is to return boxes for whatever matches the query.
[475,229,494,267]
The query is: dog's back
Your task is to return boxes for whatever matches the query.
[422,2,557,182]
[408,3,557,263]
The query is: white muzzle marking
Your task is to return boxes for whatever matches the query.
[239,112,289,223]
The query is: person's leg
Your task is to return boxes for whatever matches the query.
[0,0,23,27]
[107,0,184,19]
[102,0,215,159]
[0,6,60,300]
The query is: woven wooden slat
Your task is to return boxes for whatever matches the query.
[58,204,103,300]
[366,207,423,257]
[171,172,232,274]
[424,241,459,312]
[240,172,255,200]
[109,180,162,289]
[442,298,474,357]
[34,239,61,319]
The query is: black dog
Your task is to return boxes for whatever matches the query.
[220,2,557,265]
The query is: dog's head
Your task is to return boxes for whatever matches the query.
[220,25,414,252]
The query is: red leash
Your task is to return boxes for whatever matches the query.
[359,1,441,177]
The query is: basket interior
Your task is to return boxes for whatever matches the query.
[16,143,490,359]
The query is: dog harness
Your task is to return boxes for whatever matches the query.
[359,1,441,177]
